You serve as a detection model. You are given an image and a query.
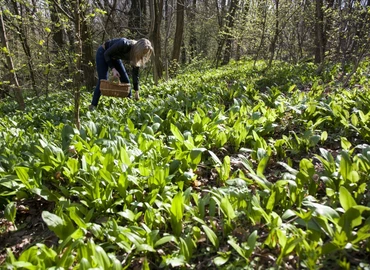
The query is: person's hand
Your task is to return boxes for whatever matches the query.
[112,68,120,78]
[134,91,139,100]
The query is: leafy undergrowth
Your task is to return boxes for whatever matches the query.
[1,60,370,269]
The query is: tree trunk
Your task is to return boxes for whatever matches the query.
[268,0,279,67]
[314,0,325,64]
[74,0,82,130]
[0,10,25,110]
[215,0,227,67]
[253,0,268,67]
[10,0,37,96]
[81,14,95,91]
[222,0,239,65]
[50,1,65,47]
[188,0,197,61]
[150,0,164,82]
[171,0,185,70]
[128,0,145,38]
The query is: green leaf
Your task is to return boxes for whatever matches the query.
[302,201,339,222]
[214,254,230,266]
[341,137,352,151]
[5,201,16,223]
[339,152,352,182]
[220,197,236,220]
[15,167,32,189]
[245,230,258,258]
[12,261,38,270]
[154,235,178,247]
[170,123,184,143]
[201,225,219,248]
[118,209,136,222]
[227,237,247,260]
[170,192,184,237]
[257,155,269,177]
[42,211,75,240]
[208,150,222,165]
[339,186,357,211]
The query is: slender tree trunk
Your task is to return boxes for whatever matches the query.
[171,0,185,70]
[222,0,239,65]
[314,0,325,64]
[150,0,164,82]
[188,0,197,61]
[268,0,279,67]
[74,0,82,130]
[215,0,227,67]
[0,10,25,110]
[81,15,95,91]
[129,0,142,38]
[10,0,37,96]
[164,0,171,80]
[50,2,65,47]
[253,0,268,67]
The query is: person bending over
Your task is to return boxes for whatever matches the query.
[89,38,153,110]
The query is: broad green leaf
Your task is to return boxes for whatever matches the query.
[179,237,191,261]
[170,192,184,237]
[118,209,136,222]
[11,261,38,270]
[339,152,352,182]
[302,201,339,222]
[164,256,185,267]
[257,155,269,177]
[15,167,32,189]
[245,230,258,258]
[68,207,86,229]
[154,235,177,247]
[95,245,111,268]
[201,225,219,248]
[42,211,75,240]
[170,123,184,143]
[42,211,65,239]
[227,237,247,260]
[339,186,357,211]
[214,254,230,266]
[341,137,352,151]
[208,150,222,165]
[220,197,236,220]
[5,201,16,223]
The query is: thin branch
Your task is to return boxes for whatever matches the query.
[51,0,74,21]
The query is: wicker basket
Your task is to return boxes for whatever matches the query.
[100,79,131,97]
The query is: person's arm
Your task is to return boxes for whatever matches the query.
[104,39,131,69]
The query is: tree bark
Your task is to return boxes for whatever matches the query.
[10,0,37,96]
[129,0,147,38]
[171,0,185,69]
[74,0,82,130]
[314,0,325,64]
[253,0,268,67]
[0,10,25,110]
[215,0,227,67]
[188,0,197,61]
[81,13,95,91]
[150,0,164,82]
[268,0,279,67]
[222,0,239,65]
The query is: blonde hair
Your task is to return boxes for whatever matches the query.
[130,38,153,67]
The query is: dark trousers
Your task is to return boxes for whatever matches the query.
[91,46,131,106]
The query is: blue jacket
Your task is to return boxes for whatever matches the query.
[103,38,139,91]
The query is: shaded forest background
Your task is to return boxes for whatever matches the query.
[0,0,369,106]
